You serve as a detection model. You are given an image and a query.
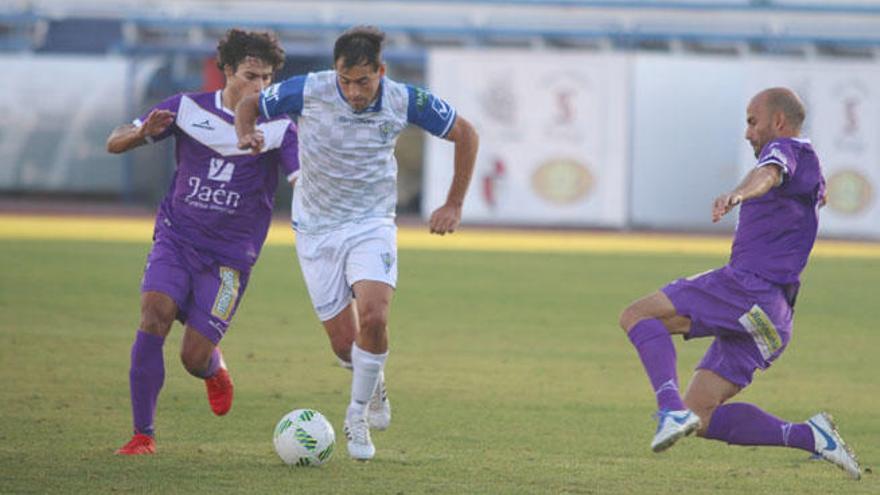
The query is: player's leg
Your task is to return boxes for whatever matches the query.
[117,291,177,455]
[118,236,189,455]
[342,222,397,460]
[185,263,251,416]
[343,280,393,460]
[688,371,861,479]
[321,303,390,431]
[321,303,358,365]
[619,291,700,451]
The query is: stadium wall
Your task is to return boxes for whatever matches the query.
[423,48,880,238]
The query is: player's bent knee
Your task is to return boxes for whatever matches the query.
[329,336,353,362]
[140,307,175,337]
[618,305,643,333]
[179,347,212,377]
[357,308,388,335]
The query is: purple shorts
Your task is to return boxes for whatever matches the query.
[661,265,793,387]
[141,233,251,344]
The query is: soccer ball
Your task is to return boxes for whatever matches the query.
[273,409,336,467]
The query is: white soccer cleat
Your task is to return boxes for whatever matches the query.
[807,412,861,480]
[651,408,701,453]
[367,371,391,431]
[344,414,375,461]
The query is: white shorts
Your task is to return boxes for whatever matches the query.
[295,219,398,321]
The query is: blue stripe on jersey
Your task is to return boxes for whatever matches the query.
[261,75,307,118]
[406,85,457,138]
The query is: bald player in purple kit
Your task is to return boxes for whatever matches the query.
[618,87,861,479]
[106,29,298,455]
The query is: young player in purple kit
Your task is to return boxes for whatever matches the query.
[619,87,861,479]
[106,29,297,455]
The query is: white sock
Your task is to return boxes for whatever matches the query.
[347,343,387,418]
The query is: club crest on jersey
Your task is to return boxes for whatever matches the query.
[379,122,394,142]
[208,158,235,182]
[381,252,395,274]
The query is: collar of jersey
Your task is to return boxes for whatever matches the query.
[214,90,236,118]
[335,78,384,114]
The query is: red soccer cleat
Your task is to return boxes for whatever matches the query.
[115,433,156,455]
[205,368,234,416]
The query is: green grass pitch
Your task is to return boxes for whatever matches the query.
[0,239,877,494]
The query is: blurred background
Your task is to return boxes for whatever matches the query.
[1,0,879,238]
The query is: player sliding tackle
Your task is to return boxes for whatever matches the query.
[619,87,861,479]
[235,25,478,461]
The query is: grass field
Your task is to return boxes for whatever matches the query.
[0,217,878,494]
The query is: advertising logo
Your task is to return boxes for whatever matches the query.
[531,158,593,205]
[826,169,873,215]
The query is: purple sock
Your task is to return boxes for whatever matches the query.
[628,319,685,411]
[191,347,222,379]
[129,330,165,436]
[705,403,815,452]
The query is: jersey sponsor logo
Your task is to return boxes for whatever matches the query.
[192,119,215,131]
[414,87,429,111]
[738,304,783,361]
[336,115,378,125]
[211,266,241,320]
[208,158,235,182]
[185,176,241,212]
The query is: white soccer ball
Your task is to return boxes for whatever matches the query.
[273,409,336,467]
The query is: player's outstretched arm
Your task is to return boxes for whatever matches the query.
[106,109,174,154]
[234,93,265,155]
[712,165,782,222]
[429,116,479,235]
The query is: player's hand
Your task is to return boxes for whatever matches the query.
[237,131,265,155]
[712,192,742,223]
[138,109,175,139]
[428,203,462,235]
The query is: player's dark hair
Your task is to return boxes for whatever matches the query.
[765,87,806,131]
[216,29,285,73]
[334,25,385,71]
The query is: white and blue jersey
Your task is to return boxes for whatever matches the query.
[260,70,457,233]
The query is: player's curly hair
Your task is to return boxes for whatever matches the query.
[216,29,285,72]
[334,25,385,70]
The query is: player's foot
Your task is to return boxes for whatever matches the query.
[367,371,391,431]
[651,408,700,453]
[344,414,375,461]
[807,412,861,480]
[204,359,234,416]
[115,433,156,455]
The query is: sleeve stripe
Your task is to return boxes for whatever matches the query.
[440,109,457,138]
[260,96,271,119]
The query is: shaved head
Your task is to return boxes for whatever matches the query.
[754,87,806,132]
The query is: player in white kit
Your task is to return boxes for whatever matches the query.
[235,25,479,460]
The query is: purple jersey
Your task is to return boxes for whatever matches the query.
[729,138,825,286]
[135,91,299,269]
